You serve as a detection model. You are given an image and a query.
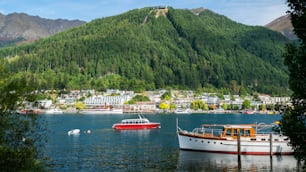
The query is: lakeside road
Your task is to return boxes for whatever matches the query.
[40,108,281,115]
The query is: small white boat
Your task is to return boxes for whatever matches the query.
[177,121,293,155]
[67,129,80,135]
[45,108,64,114]
[174,108,191,114]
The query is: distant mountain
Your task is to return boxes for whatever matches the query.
[265,14,297,40]
[0,7,291,95]
[0,12,85,47]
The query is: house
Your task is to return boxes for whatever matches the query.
[123,101,156,113]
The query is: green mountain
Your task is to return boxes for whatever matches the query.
[0,7,290,95]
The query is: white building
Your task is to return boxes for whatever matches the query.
[37,100,53,109]
[84,95,131,107]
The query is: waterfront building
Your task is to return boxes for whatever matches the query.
[84,95,131,108]
[123,101,157,113]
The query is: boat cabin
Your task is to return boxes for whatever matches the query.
[121,118,149,124]
[221,125,256,139]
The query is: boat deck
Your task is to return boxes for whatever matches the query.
[178,131,226,140]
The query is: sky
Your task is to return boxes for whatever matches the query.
[0,0,289,26]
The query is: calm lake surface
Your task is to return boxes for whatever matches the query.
[40,113,300,172]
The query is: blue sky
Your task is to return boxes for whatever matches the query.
[0,0,288,26]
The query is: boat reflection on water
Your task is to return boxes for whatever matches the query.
[177,150,300,171]
[115,129,152,137]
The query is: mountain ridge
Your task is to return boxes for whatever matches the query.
[265,14,297,40]
[0,12,85,47]
[0,7,291,95]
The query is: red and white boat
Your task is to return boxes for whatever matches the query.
[243,110,255,114]
[177,121,293,155]
[18,109,41,115]
[112,115,160,130]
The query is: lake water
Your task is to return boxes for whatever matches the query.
[40,113,300,172]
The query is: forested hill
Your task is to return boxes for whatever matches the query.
[0,7,291,95]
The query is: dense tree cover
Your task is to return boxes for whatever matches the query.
[127,95,150,104]
[0,64,46,171]
[75,101,86,110]
[161,91,171,101]
[0,7,291,95]
[190,99,208,110]
[242,100,251,109]
[280,0,306,167]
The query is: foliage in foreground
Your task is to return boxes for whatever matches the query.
[0,69,46,171]
[281,0,306,168]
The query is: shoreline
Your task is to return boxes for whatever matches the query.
[41,110,282,115]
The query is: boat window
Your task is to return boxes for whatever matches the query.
[245,129,250,136]
[234,129,238,136]
[225,129,231,136]
[240,129,244,135]
[261,138,266,141]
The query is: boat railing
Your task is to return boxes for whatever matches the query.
[255,132,286,138]
[192,127,223,137]
[189,128,284,137]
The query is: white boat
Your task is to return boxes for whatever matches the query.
[45,108,64,114]
[67,129,80,135]
[177,121,293,155]
[174,108,191,114]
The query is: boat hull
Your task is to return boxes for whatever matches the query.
[113,123,160,130]
[177,132,293,155]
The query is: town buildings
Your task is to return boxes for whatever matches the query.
[23,89,291,114]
